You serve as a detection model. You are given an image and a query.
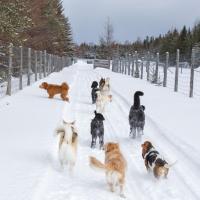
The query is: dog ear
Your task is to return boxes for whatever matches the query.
[94,111,97,115]
[63,120,67,125]
[71,121,76,125]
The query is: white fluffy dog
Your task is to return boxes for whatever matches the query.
[96,91,112,113]
[55,120,78,172]
[100,77,110,96]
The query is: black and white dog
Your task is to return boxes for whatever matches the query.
[91,81,99,104]
[129,91,145,139]
[90,111,105,149]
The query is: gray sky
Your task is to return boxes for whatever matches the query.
[63,0,200,44]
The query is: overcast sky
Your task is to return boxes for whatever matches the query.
[63,0,200,44]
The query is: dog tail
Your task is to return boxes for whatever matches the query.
[61,82,69,90]
[133,91,144,109]
[54,125,65,139]
[164,160,178,169]
[89,156,106,171]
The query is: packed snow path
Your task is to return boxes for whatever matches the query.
[0,61,200,200]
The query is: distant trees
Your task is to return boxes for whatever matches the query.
[76,22,200,60]
[0,0,74,56]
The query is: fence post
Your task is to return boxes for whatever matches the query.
[189,49,195,98]
[119,58,122,73]
[50,54,53,73]
[131,54,134,76]
[135,51,139,78]
[6,43,13,96]
[163,52,169,87]
[140,57,144,79]
[19,46,23,90]
[39,51,42,79]
[174,49,179,92]
[154,52,159,83]
[44,50,47,77]
[27,48,31,86]
[122,58,124,74]
[34,51,38,81]
[128,54,131,75]
[146,51,150,81]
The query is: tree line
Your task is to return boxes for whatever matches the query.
[0,0,74,56]
[76,22,200,61]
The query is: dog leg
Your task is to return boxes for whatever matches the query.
[91,135,97,148]
[61,94,69,101]
[99,135,104,150]
[119,184,125,198]
[108,183,114,192]
[130,127,136,139]
[48,94,54,99]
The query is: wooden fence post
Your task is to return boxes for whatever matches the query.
[128,54,131,75]
[140,57,144,79]
[120,58,122,73]
[163,52,169,87]
[174,49,179,92]
[135,51,139,78]
[6,43,13,96]
[131,54,134,76]
[27,48,31,86]
[44,50,47,77]
[34,50,38,81]
[155,52,159,83]
[50,54,52,73]
[19,46,23,90]
[189,49,195,98]
[39,51,42,79]
[146,51,150,81]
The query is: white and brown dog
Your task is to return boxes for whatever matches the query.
[96,91,112,113]
[90,142,127,197]
[100,77,111,97]
[56,121,78,172]
[141,141,175,179]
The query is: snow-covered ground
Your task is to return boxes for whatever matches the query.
[0,60,200,200]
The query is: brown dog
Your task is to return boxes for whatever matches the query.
[90,142,127,197]
[39,82,69,101]
[141,141,170,179]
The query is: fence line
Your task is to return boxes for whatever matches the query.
[112,47,200,98]
[0,43,73,98]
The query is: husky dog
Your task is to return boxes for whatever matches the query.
[55,121,78,172]
[91,81,99,104]
[90,111,105,149]
[90,143,127,197]
[96,91,112,113]
[129,91,145,138]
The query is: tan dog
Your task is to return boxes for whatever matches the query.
[90,142,127,197]
[39,82,69,101]
[56,121,78,172]
[141,141,172,179]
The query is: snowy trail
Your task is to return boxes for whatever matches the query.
[1,61,200,200]
[94,69,200,200]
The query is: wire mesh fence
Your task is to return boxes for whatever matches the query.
[0,44,73,98]
[112,47,200,98]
